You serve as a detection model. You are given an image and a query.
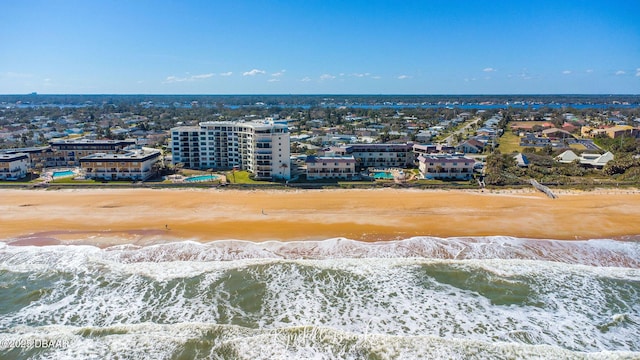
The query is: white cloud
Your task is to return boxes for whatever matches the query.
[300,77,312,82]
[615,70,626,76]
[562,70,572,75]
[163,76,184,83]
[220,72,233,76]
[319,74,336,81]
[636,68,640,77]
[163,73,215,83]
[191,73,214,79]
[371,75,381,80]
[267,78,280,82]
[271,70,286,77]
[397,75,410,80]
[351,72,371,78]
[483,67,496,72]
[586,69,594,73]
[243,69,266,76]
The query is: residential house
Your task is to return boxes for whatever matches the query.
[542,128,574,140]
[514,153,530,167]
[556,150,614,168]
[519,133,551,147]
[456,139,485,154]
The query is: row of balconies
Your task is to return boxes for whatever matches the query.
[0,168,26,173]
[425,168,471,174]
[307,169,355,174]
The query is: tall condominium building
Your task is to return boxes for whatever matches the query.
[171,121,290,180]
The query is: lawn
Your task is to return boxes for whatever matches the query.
[497,131,523,154]
[569,143,587,151]
[224,170,273,184]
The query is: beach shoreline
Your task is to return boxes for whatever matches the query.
[2,188,640,247]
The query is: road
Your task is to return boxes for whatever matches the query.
[441,117,481,145]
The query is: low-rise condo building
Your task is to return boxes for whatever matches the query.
[79,149,161,181]
[321,143,414,169]
[0,153,29,180]
[171,120,290,180]
[418,153,475,180]
[306,155,357,180]
[1,146,52,168]
[49,139,136,166]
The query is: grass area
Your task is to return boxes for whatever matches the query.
[569,143,587,151]
[224,170,273,184]
[49,177,98,184]
[179,169,212,176]
[509,121,549,129]
[497,131,523,154]
[0,175,39,184]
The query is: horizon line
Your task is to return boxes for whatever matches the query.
[2,93,640,97]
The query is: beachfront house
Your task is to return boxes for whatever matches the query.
[170,120,291,180]
[0,153,29,180]
[418,153,475,180]
[305,155,357,180]
[555,150,614,168]
[80,149,161,181]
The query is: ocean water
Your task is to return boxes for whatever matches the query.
[1,236,639,359]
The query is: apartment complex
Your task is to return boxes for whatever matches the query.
[322,143,414,169]
[171,121,290,180]
[170,126,201,169]
[418,154,475,180]
[306,155,357,180]
[581,125,639,139]
[49,139,136,166]
[1,146,52,168]
[79,149,161,181]
[0,153,29,180]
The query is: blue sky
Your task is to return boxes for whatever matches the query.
[1,0,639,94]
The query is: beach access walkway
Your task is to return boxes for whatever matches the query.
[530,179,557,199]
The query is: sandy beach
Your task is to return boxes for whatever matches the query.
[1,188,640,246]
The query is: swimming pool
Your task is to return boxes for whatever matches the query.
[185,174,218,182]
[371,171,394,180]
[53,170,75,178]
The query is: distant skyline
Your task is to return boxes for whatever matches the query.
[1,0,639,95]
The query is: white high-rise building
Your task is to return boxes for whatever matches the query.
[171,120,290,180]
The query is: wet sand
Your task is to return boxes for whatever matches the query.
[1,188,640,246]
